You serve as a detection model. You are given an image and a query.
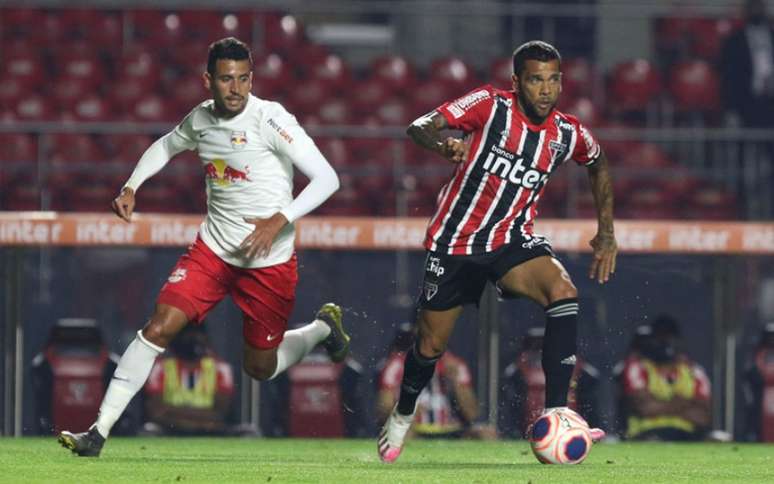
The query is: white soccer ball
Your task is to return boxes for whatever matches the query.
[528,407,592,465]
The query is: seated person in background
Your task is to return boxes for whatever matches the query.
[742,322,774,442]
[499,327,600,438]
[142,324,235,435]
[620,314,711,441]
[376,323,496,440]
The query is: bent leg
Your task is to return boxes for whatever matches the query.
[498,256,579,408]
[95,304,189,438]
[396,306,462,415]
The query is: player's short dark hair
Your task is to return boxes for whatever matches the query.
[512,40,561,77]
[207,37,253,75]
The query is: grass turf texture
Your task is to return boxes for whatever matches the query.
[1,438,773,483]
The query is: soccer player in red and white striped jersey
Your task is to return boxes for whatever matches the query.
[379,40,616,463]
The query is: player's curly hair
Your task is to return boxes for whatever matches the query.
[512,40,561,77]
[207,37,253,75]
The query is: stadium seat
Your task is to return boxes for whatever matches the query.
[3,184,41,210]
[373,97,412,126]
[64,9,123,44]
[252,53,293,97]
[51,76,92,111]
[67,95,114,123]
[49,133,104,164]
[683,183,738,220]
[117,49,162,86]
[410,79,456,118]
[307,54,353,89]
[1,52,45,87]
[67,182,116,212]
[430,56,478,90]
[489,57,513,89]
[316,138,353,169]
[12,95,57,121]
[111,77,154,112]
[164,41,209,75]
[558,96,602,127]
[315,97,354,125]
[104,134,155,164]
[608,59,662,113]
[668,60,720,113]
[286,78,334,116]
[168,75,207,114]
[52,45,104,87]
[261,13,306,55]
[0,8,40,41]
[690,18,736,60]
[370,55,418,90]
[316,173,366,215]
[129,94,176,122]
[350,78,396,116]
[561,58,596,102]
[0,133,37,162]
[0,76,32,111]
[617,142,675,169]
[129,10,186,45]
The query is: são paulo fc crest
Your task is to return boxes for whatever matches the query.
[167,268,187,283]
[424,282,438,300]
[230,130,247,149]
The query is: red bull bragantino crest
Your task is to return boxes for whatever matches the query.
[204,159,251,185]
[230,131,247,149]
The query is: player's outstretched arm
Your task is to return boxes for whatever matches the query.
[587,150,617,283]
[111,187,136,222]
[406,111,468,163]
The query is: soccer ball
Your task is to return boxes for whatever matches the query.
[528,407,592,465]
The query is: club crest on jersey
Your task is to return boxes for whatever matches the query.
[549,140,567,164]
[168,268,187,283]
[424,282,438,300]
[230,131,247,149]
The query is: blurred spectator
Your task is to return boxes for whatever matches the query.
[376,323,496,440]
[618,315,711,441]
[141,324,240,435]
[31,319,135,435]
[499,327,600,438]
[720,0,774,128]
[261,332,367,438]
[742,322,774,442]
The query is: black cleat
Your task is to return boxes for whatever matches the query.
[58,427,105,457]
[316,303,350,363]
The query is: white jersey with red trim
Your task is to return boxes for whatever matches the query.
[425,84,601,255]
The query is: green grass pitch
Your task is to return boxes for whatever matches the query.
[1,437,773,483]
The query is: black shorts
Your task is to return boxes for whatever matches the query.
[417,236,555,311]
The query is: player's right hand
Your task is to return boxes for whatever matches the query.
[439,137,468,164]
[111,187,135,222]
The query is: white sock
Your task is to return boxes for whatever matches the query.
[94,330,164,438]
[270,320,330,379]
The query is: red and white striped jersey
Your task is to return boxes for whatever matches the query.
[424,84,601,255]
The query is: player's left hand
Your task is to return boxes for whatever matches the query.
[588,232,617,284]
[439,137,469,164]
[240,212,289,259]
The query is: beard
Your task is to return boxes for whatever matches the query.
[518,91,554,123]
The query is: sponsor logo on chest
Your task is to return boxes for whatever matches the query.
[481,145,548,189]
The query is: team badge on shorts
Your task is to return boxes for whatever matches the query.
[424,282,438,300]
[167,268,187,283]
[230,131,247,149]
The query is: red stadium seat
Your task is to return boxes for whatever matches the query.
[0,76,33,110]
[370,55,418,90]
[49,133,104,163]
[690,18,737,60]
[609,59,662,113]
[104,134,155,163]
[285,78,333,116]
[165,41,209,74]
[51,76,92,111]
[117,49,162,85]
[683,183,738,220]
[53,47,103,86]
[168,75,207,114]
[67,182,115,212]
[350,78,396,116]
[261,13,306,54]
[307,54,352,89]
[558,96,602,127]
[430,57,478,90]
[129,94,176,122]
[489,57,513,89]
[252,53,293,97]
[111,77,154,111]
[561,58,596,102]
[669,60,720,113]
[66,95,115,123]
[3,185,41,210]
[0,133,37,162]
[130,10,186,45]
[0,8,40,41]
[315,98,354,125]
[618,142,675,169]
[316,138,353,169]
[374,97,412,126]
[1,52,45,87]
[12,95,57,121]
[410,79,456,118]
[61,9,122,44]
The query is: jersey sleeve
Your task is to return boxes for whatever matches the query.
[436,85,496,132]
[261,102,339,223]
[569,117,602,166]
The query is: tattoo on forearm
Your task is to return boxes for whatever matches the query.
[406,112,446,154]
[589,152,614,234]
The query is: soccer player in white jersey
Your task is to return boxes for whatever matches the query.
[59,37,348,457]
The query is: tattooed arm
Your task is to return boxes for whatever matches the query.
[587,149,617,283]
[406,111,468,163]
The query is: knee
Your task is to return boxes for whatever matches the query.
[142,307,186,348]
[243,361,273,381]
[416,331,446,358]
[548,280,578,303]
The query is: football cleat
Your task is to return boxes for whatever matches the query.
[377,405,415,463]
[58,426,105,457]
[317,303,350,363]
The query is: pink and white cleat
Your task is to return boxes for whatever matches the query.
[377,405,415,463]
[589,427,606,442]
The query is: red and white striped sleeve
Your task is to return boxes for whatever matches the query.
[436,85,496,132]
